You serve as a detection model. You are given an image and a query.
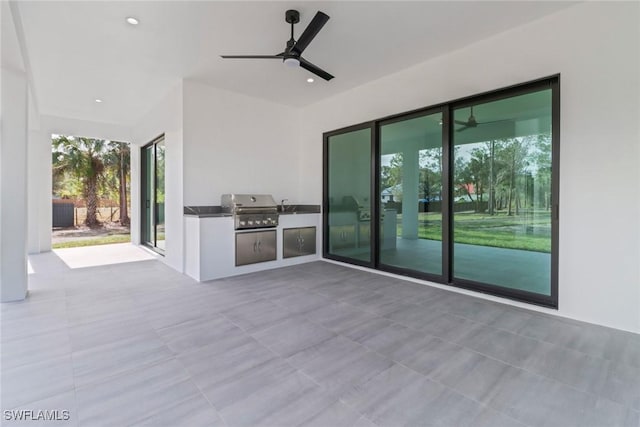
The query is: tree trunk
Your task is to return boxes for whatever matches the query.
[507,153,516,216]
[120,170,129,225]
[489,141,495,215]
[119,146,130,225]
[85,177,99,227]
[464,185,473,202]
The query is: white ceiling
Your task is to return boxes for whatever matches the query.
[15,1,577,126]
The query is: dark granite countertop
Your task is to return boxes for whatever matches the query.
[278,204,321,215]
[184,204,320,218]
[183,206,231,218]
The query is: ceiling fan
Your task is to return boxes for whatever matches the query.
[220,9,334,81]
[455,106,510,132]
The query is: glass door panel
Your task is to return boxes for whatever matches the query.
[452,89,553,296]
[142,145,154,246]
[379,112,443,276]
[141,137,165,253]
[155,140,165,250]
[326,127,372,263]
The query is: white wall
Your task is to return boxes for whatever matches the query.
[182,80,301,206]
[1,1,29,301]
[131,83,183,272]
[42,115,131,143]
[1,68,29,302]
[27,128,50,253]
[129,80,301,273]
[300,2,640,333]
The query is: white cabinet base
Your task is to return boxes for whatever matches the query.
[184,214,321,282]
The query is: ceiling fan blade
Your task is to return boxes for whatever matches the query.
[299,57,334,81]
[454,120,469,126]
[456,126,471,132]
[292,11,329,55]
[477,119,513,125]
[220,55,283,59]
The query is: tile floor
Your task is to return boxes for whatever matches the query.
[2,251,639,426]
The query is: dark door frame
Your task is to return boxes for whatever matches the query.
[140,134,165,255]
[322,75,560,308]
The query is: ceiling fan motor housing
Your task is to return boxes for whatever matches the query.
[285,10,300,24]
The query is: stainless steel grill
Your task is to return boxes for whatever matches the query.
[342,195,371,221]
[221,194,279,230]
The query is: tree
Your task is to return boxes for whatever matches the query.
[381,153,403,201]
[532,134,552,210]
[459,146,490,212]
[52,136,107,227]
[419,147,443,202]
[495,137,530,216]
[104,141,130,225]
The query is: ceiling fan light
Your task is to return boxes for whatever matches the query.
[283,57,300,68]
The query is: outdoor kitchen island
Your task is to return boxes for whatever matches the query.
[184,201,321,281]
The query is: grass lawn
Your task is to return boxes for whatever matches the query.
[52,234,131,249]
[396,211,551,253]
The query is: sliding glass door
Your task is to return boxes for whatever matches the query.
[379,111,445,278]
[323,76,558,307]
[324,125,373,265]
[141,136,165,253]
[452,88,555,299]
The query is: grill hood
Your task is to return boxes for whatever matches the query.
[221,194,277,210]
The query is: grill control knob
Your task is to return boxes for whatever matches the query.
[248,220,254,225]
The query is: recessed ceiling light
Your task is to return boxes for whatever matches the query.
[95,99,103,103]
[307,78,314,83]
[126,17,139,25]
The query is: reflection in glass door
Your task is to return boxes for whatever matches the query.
[379,112,444,277]
[452,88,554,298]
[325,126,372,265]
[323,77,557,307]
[141,136,165,253]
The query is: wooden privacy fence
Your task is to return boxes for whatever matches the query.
[52,200,129,227]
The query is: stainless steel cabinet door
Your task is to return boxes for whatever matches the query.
[283,227,316,258]
[236,230,277,266]
[329,225,356,250]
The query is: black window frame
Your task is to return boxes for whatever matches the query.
[323,122,376,269]
[322,75,560,308]
[141,134,166,256]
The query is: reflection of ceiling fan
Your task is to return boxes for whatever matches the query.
[455,106,510,132]
[220,9,334,81]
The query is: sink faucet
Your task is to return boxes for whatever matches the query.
[281,199,288,212]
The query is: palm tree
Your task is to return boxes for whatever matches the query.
[52,136,106,227]
[104,141,130,225]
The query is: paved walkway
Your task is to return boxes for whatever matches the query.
[29,243,156,273]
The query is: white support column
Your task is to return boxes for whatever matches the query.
[401,147,419,239]
[27,128,51,253]
[1,67,29,301]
